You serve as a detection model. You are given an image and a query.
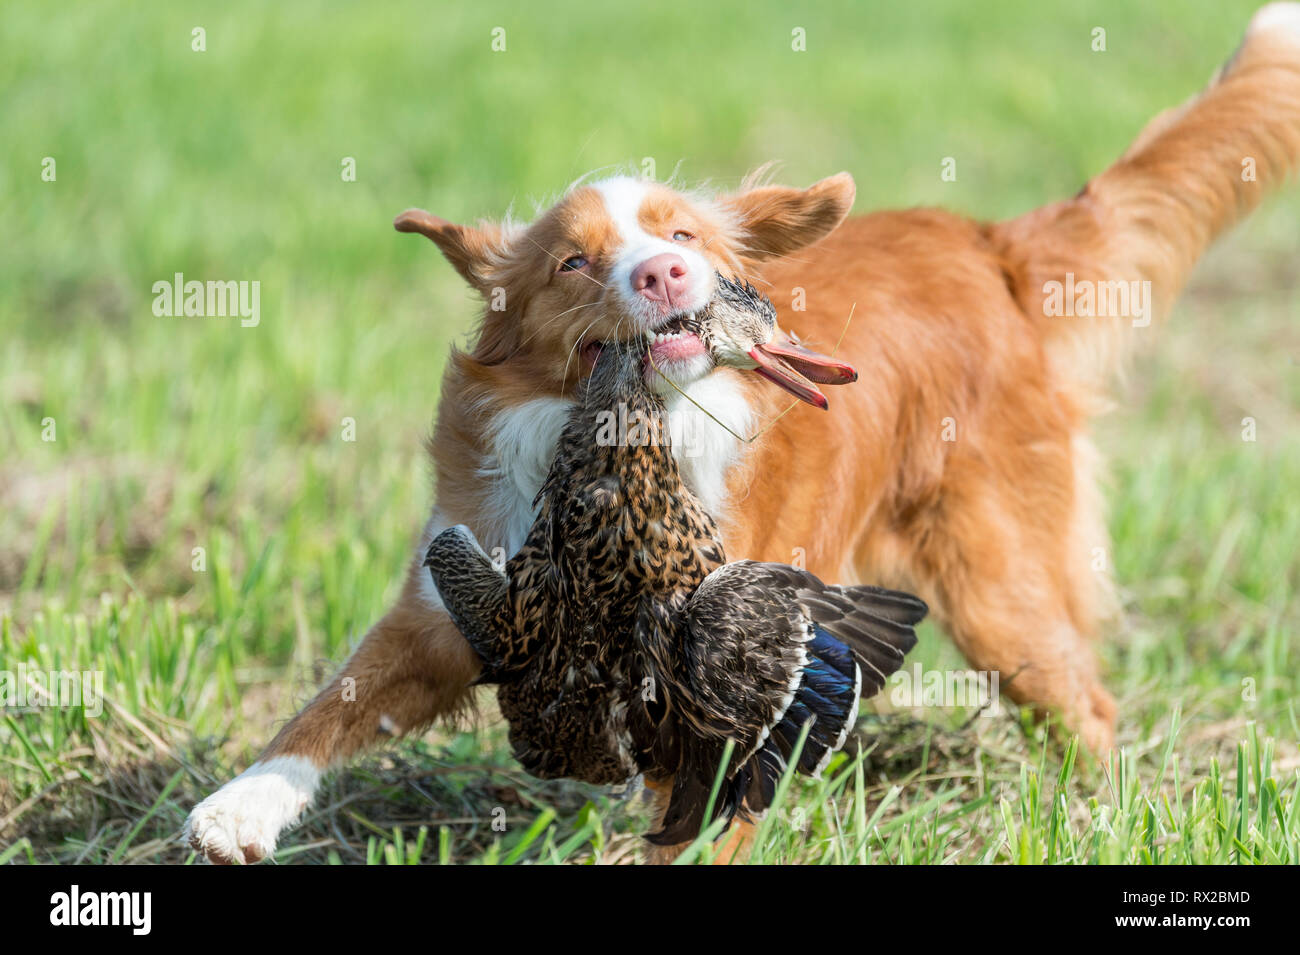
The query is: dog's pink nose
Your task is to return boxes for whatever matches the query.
[630,253,690,308]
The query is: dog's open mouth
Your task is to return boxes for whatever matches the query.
[650,312,701,340]
[581,313,706,373]
[645,312,708,365]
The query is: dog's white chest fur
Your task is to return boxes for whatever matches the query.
[482,374,752,555]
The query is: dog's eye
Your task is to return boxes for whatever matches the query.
[672,230,695,242]
[558,254,588,273]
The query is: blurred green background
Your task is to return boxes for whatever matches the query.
[1,1,1296,863]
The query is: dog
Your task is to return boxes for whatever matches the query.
[186,5,1300,864]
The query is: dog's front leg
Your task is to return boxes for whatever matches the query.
[185,522,480,864]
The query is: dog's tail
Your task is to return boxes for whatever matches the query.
[987,4,1300,382]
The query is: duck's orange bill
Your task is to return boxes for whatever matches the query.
[747,330,858,410]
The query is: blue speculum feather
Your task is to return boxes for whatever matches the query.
[797,676,851,715]
[754,629,863,778]
[809,627,856,678]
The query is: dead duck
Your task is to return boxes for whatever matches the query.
[425,277,926,845]
[691,274,859,409]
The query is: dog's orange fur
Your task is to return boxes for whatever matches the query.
[195,8,1300,863]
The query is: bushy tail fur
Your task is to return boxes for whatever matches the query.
[987,4,1300,380]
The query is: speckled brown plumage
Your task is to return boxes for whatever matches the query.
[425,279,927,843]
[425,339,721,786]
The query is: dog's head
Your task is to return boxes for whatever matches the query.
[396,171,855,396]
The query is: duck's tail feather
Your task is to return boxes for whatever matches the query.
[645,749,750,847]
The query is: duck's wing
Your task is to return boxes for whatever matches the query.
[646,560,926,846]
[679,560,926,751]
[638,565,805,845]
[423,525,511,681]
[767,564,928,697]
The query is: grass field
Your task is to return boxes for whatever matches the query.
[2,0,1297,864]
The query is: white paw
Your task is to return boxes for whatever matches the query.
[184,756,320,864]
[1249,3,1300,42]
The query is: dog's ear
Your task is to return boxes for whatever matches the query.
[395,209,509,295]
[719,172,855,262]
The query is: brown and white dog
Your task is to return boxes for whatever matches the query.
[186,5,1300,864]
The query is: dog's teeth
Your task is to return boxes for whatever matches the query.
[649,323,699,347]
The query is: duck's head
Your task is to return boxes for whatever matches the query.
[694,275,858,410]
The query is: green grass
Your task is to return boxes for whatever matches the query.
[1,0,1297,864]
